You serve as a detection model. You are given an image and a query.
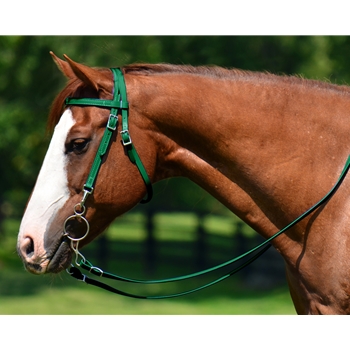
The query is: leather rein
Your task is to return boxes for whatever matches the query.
[63,68,350,299]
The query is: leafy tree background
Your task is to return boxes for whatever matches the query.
[1,35,350,234]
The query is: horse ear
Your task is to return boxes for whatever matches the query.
[50,51,111,92]
[62,54,110,92]
[50,51,76,79]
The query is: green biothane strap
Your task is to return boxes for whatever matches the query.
[68,155,350,299]
[65,68,153,203]
[68,244,271,299]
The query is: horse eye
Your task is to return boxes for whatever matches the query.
[67,139,90,155]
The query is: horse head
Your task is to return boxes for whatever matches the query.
[17,53,157,274]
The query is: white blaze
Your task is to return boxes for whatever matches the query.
[18,109,75,255]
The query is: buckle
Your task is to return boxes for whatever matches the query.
[107,114,118,131]
[120,130,132,146]
[90,266,104,277]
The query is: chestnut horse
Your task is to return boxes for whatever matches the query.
[17,52,350,314]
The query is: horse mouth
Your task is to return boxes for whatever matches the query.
[46,238,73,273]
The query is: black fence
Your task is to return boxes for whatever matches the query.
[83,209,287,290]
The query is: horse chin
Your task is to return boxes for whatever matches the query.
[46,239,73,273]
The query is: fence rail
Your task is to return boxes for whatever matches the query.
[83,210,287,289]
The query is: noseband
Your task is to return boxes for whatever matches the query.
[62,67,350,299]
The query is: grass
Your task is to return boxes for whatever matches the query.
[0,267,295,314]
[0,213,296,315]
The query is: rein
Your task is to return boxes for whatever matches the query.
[63,67,350,299]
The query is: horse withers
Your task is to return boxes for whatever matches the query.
[17,52,350,314]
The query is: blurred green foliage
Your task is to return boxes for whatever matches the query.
[3,36,350,315]
[1,36,350,225]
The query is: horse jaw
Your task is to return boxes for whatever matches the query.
[17,109,75,274]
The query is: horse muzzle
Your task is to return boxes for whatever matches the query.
[17,234,73,274]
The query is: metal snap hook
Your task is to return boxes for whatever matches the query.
[71,241,87,267]
[74,203,86,216]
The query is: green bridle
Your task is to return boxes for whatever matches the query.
[65,68,153,209]
[63,68,155,287]
[63,67,350,299]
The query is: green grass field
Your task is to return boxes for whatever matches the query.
[0,213,296,315]
[0,268,295,315]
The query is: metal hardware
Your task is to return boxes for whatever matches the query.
[82,186,93,204]
[107,114,118,131]
[120,130,132,146]
[63,213,90,242]
[89,266,104,277]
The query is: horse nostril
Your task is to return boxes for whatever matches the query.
[21,236,35,258]
[17,235,47,274]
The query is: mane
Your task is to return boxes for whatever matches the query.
[122,63,259,79]
[48,63,350,132]
[123,63,350,93]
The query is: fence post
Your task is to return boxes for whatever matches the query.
[145,209,156,274]
[234,221,250,278]
[196,213,207,269]
[96,234,108,267]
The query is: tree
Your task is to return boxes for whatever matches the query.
[1,36,350,228]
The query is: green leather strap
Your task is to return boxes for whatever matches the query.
[65,68,153,203]
[68,244,271,299]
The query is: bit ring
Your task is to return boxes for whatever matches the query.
[63,213,90,242]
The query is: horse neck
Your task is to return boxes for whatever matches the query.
[125,71,350,253]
